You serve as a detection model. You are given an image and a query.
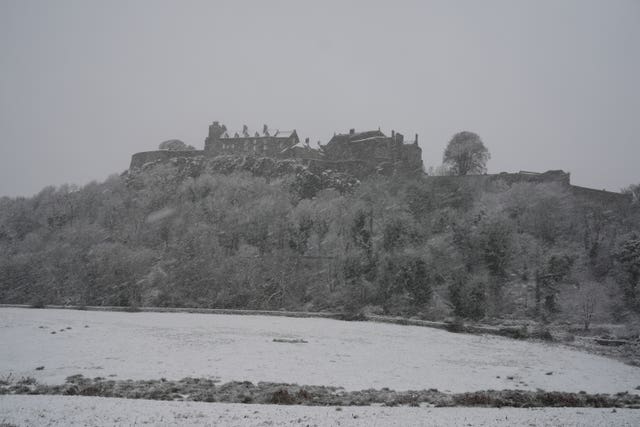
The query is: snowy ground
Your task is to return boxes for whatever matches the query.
[1,307,640,394]
[2,395,639,426]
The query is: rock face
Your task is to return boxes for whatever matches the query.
[129,150,204,169]
[126,154,360,199]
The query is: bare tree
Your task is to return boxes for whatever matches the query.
[578,283,598,330]
[443,131,490,175]
[622,183,640,205]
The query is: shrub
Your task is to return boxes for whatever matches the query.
[530,327,554,341]
[449,276,487,320]
[446,317,466,333]
[270,389,295,404]
[29,298,46,309]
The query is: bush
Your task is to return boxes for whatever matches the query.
[446,317,466,333]
[530,327,554,341]
[270,389,295,404]
[449,276,487,320]
[498,325,529,339]
[29,298,46,309]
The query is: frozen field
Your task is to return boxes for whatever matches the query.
[1,307,640,393]
[2,395,639,426]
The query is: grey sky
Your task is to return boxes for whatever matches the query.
[1,0,638,197]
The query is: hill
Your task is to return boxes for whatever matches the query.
[1,157,639,331]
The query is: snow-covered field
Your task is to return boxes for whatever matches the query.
[2,395,639,426]
[1,307,639,394]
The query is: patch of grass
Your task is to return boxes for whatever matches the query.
[2,375,639,408]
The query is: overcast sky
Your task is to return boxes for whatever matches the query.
[1,0,638,197]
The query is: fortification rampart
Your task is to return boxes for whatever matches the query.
[423,170,569,186]
[570,185,631,205]
[127,120,629,207]
[130,150,204,169]
[423,170,629,205]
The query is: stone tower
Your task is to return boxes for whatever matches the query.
[205,121,227,153]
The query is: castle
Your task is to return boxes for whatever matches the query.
[130,121,424,176]
[128,120,629,205]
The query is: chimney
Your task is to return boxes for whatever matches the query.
[415,133,419,145]
[305,137,310,145]
[391,130,395,138]
[349,128,355,135]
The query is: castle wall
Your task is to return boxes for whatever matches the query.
[301,159,379,179]
[571,185,631,206]
[127,148,630,208]
[128,122,628,208]
[423,170,569,186]
[129,150,204,169]
[422,171,629,205]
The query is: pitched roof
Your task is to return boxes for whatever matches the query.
[218,128,297,140]
[329,130,386,144]
[273,130,297,138]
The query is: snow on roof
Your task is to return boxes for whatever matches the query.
[349,136,387,143]
[280,140,309,153]
[219,128,296,139]
[273,130,296,138]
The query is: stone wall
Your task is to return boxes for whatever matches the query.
[129,150,204,170]
[422,170,569,187]
[423,170,629,205]
[571,185,631,206]
[302,159,379,180]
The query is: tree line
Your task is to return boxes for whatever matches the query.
[1,132,639,326]
[1,164,639,327]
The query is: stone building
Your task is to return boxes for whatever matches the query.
[131,120,424,176]
[321,128,423,174]
[205,121,300,158]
